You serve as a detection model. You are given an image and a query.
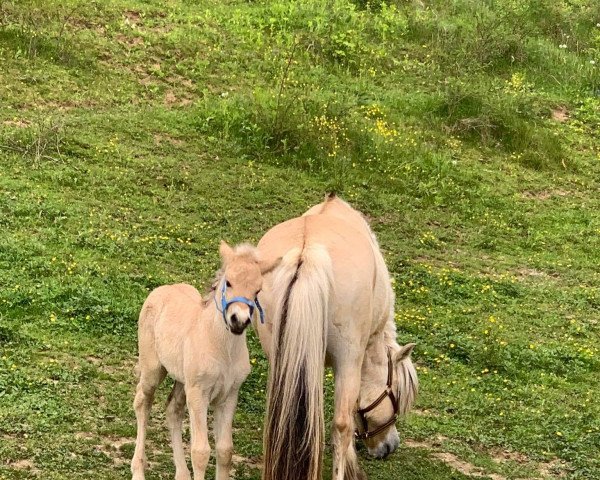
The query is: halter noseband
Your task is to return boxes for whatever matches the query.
[355,349,399,440]
[214,279,265,324]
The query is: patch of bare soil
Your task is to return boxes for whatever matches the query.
[86,355,101,365]
[405,437,567,479]
[489,448,529,464]
[153,134,184,147]
[551,107,569,123]
[124,10,142,24]
[77,433,134,467]
[538,459,568,478]
[115,34,144,48]
[517,268,549,278]
[434,451,507,480]
[521,190,570,200]
[411,408,439,417]
[164,90,194,107]
[2,119,31,128]
[9,459,39,475]
[231,453,263,477]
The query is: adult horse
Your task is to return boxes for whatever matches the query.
[254,195,418,480]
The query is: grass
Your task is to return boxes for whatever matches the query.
[0,0,599,479]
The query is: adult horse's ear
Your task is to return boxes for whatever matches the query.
[219,240,234,264]
[394,343,416,364]
[259,256,282,275]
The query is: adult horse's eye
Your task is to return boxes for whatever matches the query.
[226,281,231,288]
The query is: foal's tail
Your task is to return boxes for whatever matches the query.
[263,244,332,480]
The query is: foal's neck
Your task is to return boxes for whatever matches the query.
[200,295,246,352]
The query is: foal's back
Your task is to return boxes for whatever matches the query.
[138,283,204,383]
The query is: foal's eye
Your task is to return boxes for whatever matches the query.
[226,281,231,288]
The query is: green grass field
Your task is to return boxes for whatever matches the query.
[1,1,599,479]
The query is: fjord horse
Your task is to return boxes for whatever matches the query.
[254,195,418,480]
[131,242,279,480]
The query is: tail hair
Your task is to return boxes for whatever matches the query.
[263,244,332,480]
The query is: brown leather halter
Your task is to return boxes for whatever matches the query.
[355,349,399,440]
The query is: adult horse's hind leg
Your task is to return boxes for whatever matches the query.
[167,381,190,480]
[131,363,166,480]
[213,388,240,480]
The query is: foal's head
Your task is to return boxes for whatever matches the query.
[355,343,418,459]
[217,241,280,335]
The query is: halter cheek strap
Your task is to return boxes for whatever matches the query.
[215,280,265,324]
[355,349,399,440]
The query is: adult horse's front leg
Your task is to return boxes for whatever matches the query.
[213,389,240,480]
[186,385,211,480]
[332,362,366,480]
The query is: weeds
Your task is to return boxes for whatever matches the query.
[0,116,65,166]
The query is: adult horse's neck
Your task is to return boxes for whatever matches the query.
[362,332,396,380]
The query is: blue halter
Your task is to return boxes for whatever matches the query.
[215,279,265,324]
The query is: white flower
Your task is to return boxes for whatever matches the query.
[591,60,596,65]
[559,44,567,49]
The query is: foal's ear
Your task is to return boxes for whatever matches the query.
[394,343,416,364]
[219,240,235,264]
[258,256,282,275]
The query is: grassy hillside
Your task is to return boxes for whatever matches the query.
[1,0,599,479]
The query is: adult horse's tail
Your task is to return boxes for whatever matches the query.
[263,244,332,480]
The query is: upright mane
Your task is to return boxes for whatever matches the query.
[203,243,261,303]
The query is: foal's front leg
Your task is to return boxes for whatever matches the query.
[213,388,241,480]
[186,385,211,480]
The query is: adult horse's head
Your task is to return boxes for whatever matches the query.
[355,343,418,458]
[217,241,281,335]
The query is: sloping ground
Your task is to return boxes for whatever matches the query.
[0,1,598,479]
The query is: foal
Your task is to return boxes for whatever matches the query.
[131,241,279,480]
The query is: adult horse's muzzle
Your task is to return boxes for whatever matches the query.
[367,428,400,459]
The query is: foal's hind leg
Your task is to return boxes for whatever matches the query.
[131,364,166,480]
[166,381,191,480]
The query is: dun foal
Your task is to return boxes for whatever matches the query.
[131,241,279,480]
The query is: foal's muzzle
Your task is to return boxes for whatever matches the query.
[227,311,252,335]
[216,280,264,334]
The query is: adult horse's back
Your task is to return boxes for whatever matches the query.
[256,196,418,480]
